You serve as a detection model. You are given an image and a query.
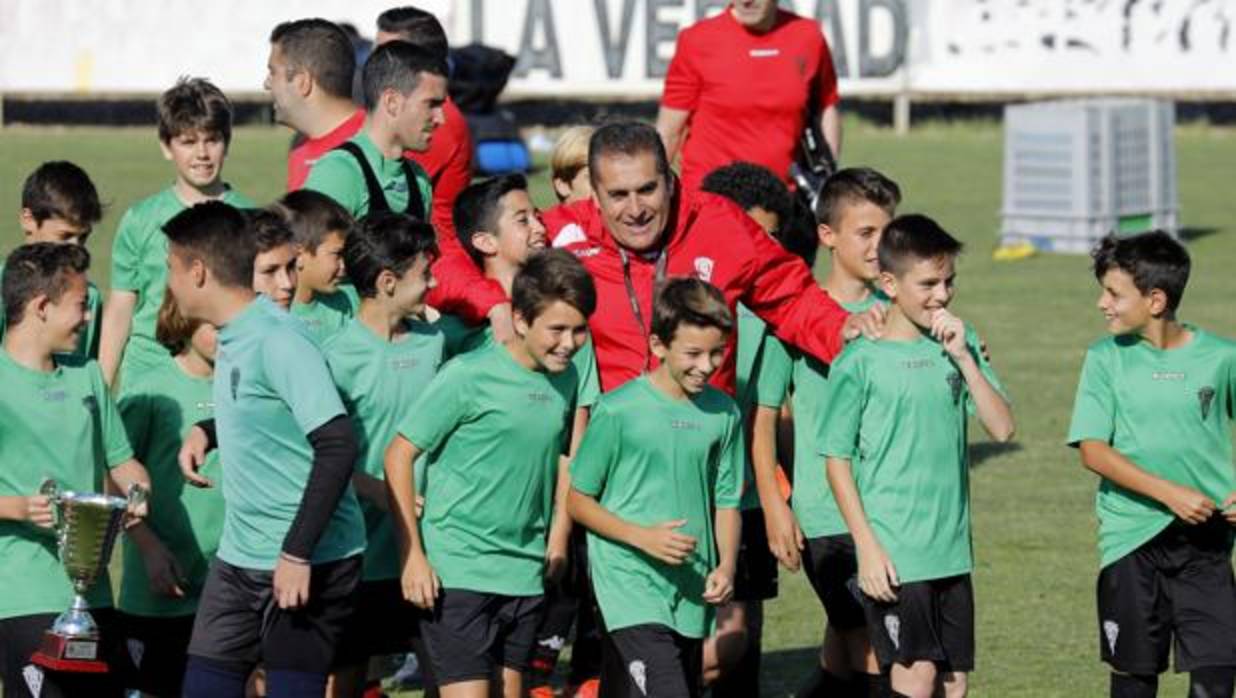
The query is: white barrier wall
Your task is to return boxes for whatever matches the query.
[1,0,1234,97]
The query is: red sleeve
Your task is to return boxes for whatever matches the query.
[425,247,506,324]
[737,213,849,363]
[815,32,840,108]
[661,27,701,110]
[424,106,474,249]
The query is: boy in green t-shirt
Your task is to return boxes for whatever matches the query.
[163,202,365,698]
[384,249,595,698]
[0,243,150,697]
[276,190,359,343]
[1067,231,1236,698]
[117,293,224,697]
[100,77,254,386]
[246,208,299,311]
[1,161,106,362]
[823,215,1014,698]
[568,277,745,698]
[324,213,443,698]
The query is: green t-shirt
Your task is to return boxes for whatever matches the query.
[820,325,1005,584]
[570,377,744,638]
[291,286,359,345]
[791,293,887,538]
[1067,328,1236,568]
[213,296,366,570]
[323,316,446,581]
[0,351,133,620]
[110,186,254,375]
[117,359,223,616]
[400,342,577,596]
[0,261,103,363]
[435,313,602,409]
[734,305,792,510]
[303,131,433,219]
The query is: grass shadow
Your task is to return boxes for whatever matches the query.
[756,645,823,697]
[1180,226,1221,241]
[969,440,1024,468]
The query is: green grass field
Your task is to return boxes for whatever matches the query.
[2,120,1233,697]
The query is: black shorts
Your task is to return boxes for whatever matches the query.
[599,624,703,698]
[733,508,779,602]
[336,578,425,666]
[117,611,195,697]
[421,588,544,686]
[0,608,129,698]
[187,555,361,674]
[802,534,867,631]
[1097,517,1236,674]
[862,574,975,673]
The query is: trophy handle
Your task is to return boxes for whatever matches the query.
[39,478,63,531]
[125,483,148,514]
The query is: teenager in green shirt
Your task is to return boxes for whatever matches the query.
[100,78,254,386]
[325,214,443,698]
[824,215,1014,698]
[1067,231,1236,698]
[0,243,150,697]
[385,249,595,698]
[164,202,364,698]
[1,161,106,363]
[275,190,359,343]
[117,293,224,697]
[569,278,744,698]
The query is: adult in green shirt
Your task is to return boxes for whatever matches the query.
[1067,231,1236,698]
[323,214,444,697]
[569,278,744,698]
[0,243,150,697]
[385,250,595,698]
[823,216,1013,698]
[275,190,360,344]
[116,293,224,697]
[163,202,364,698]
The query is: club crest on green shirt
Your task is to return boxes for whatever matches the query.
[947,371,963,405]
[82,395,99,414]
[229,367,240,401]
[1199,386,1215,420]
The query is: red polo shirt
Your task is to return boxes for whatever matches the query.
[406,97,473,248]
[662,8,840,192]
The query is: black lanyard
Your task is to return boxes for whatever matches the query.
[619,247,669,371]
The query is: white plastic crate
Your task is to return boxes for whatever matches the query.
[999,98,1178,254]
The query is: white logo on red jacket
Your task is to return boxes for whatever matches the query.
[553,223,587,248]
[694,257,715,282]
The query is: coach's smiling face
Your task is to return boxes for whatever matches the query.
[591,150,672,254]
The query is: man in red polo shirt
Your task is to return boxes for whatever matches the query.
[267,19,368,191]
[656,0,842,193]
[542,122,871,396]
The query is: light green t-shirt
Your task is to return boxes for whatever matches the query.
[820,325,1005,584]
[213,296,365,570]
[291,286,359,345]
[791,293,887,538]
[0,261,103,363]
[323,316,446,581]
[303,131,433,219]
[0,352,132,620]
[734,305,792,510]
[401,342,577,597]
[110,187,254,376]
[1067,327,1236,568]
[117,359,223,616]
[570,377,744,638]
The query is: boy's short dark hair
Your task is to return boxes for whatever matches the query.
[650,277,733,344]
[269,18,356,100]
[246,208,295,255]
[512,249,597,324]
[1091,230,1191,312]
[877,214,963,277]
[701,162,793,233]
[777,199,821,268]
[2,242,90,327]
[377,7,450,60]
[155,291,204,356]
[588,122,670,184]
[345,212,440,298]
[21,161,103,228]
[273,189,355,252]
[361,40,449,111]
[163,202,254,290]
[453,174,528,267]
[816,167,902,228]
[157,77,234,146]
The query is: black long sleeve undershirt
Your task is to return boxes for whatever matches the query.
[281,415,359,561]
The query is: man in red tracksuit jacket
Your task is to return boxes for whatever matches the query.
[540,121,860,395]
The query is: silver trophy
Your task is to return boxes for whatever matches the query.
[31,478,146,672]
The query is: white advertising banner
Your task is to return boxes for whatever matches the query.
[1,0,1233,98]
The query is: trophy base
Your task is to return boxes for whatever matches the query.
[30,631,109,673]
